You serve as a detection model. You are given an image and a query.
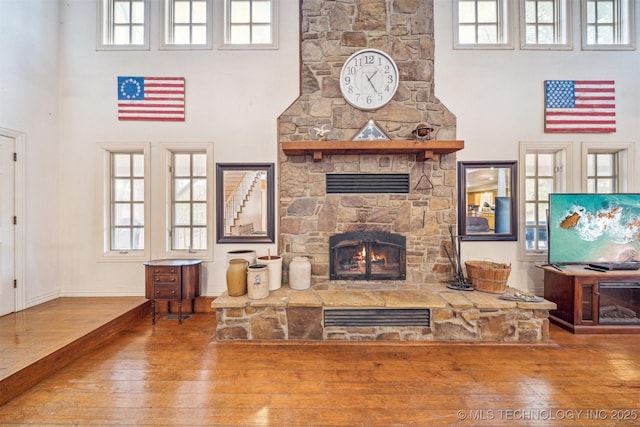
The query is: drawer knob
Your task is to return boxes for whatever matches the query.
[172,290,176,294]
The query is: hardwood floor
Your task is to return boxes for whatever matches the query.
[0,299,639,426]
[0,297,149,406]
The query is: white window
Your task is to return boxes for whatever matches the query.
[161,0,213,49]
[97,143,151,261]
[520,0,572,49]
[581,142,635,192]
[519,142,572,260]
[581,0,635,50]
[159,143,214,260]
[454,0,514,49]
[219,0,279,49]
[97,0,150,50]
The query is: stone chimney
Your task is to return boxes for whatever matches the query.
[277,0,458,290]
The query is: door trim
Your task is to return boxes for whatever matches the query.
[0,127,25,312]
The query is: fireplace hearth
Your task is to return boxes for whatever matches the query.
[330,232,406,281]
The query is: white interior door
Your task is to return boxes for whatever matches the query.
[0,134,15,316]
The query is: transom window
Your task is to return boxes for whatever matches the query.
[582,0,635,50]
[161,0,213,49]
[97,0,150,50]
[171,152,208,251]
[521,0,571,49]
[455,0,513,48]
[219,0,279,49]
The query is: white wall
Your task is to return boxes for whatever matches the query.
[434,0,640,292]
[0,0,61,306]
[55,1,300,297]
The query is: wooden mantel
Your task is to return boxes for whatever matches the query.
[281,140,464,162]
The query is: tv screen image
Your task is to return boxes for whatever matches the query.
[548,193,640,265]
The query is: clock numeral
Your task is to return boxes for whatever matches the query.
[344,76,351,85]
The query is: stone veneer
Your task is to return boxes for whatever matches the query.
[214,286,556,342]
[278,0,458,289]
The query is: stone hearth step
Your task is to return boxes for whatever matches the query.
[213,284,556,342]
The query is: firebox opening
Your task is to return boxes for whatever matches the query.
[330,232,406,280]
[598,282,640,325]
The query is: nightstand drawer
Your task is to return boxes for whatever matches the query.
[151,266,180,275]
[153,274,180,284]
[153,283,182,299]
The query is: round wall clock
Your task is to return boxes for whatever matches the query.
[339,48,399,111]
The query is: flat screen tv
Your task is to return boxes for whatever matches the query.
[548,193,640,265]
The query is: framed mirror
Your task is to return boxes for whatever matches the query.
[457,161,517,241]
[216,163,275,243]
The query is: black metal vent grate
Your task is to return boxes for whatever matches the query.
[326,174,410,194]
[324,308,430,327]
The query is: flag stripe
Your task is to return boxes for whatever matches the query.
[118,76,185,121]
[544,80,615,133]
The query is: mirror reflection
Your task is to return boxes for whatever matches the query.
[458,161,517,241]
[216,163,275,243]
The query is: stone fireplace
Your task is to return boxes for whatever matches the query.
[213,0,556,342]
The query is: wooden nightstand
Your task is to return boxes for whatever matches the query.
[144,259,201,325]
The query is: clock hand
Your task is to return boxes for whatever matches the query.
[365,71,378,93]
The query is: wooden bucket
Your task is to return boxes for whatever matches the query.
[465,261,511,294]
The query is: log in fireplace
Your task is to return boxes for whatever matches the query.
[598,282,640,325]
[330,232,406,280]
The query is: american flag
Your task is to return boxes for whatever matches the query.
[117,76,185,121]
[544,80,615,133]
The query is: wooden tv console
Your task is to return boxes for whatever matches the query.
[541,264,640,334]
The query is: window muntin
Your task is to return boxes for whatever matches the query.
[587,153,617,193]
[219,0,279,49]
[455,0,513,49]
[161,0,213,49]
[582,143,634,193]
[524,153,555,252]
[98,143,150,261]
[98,0,150,50]
[521,0,572,49]
[520,143,571,261]
[111,153,145,251]
[171,152,208,251]
[582,0,635,50]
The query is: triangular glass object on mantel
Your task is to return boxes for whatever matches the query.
[352,119,391,141]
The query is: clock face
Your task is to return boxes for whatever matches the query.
[339,49,399,111]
